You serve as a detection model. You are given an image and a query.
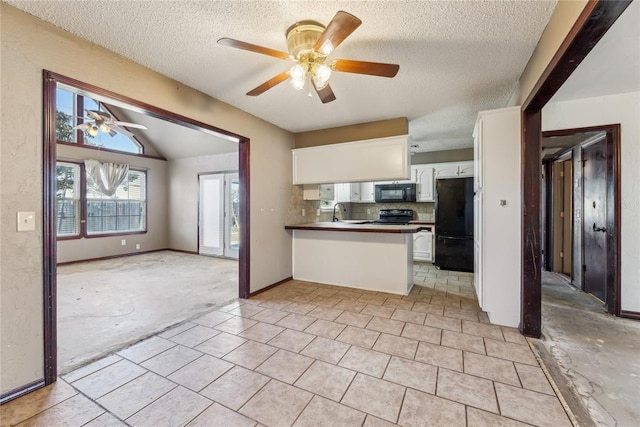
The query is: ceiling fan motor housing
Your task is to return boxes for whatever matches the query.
[286,21,325,59]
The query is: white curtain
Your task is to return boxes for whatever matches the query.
[84,160,129,196]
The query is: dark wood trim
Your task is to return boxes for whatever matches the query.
[0,379,46,405]
[520,0,631,337]
[620,310,640,321]
[166,248,200,256]
[56,248,167,266]
[56,140,167,161]
[43,72,58,385]
[607,125,621,316]
[542,161,553,271]
[249,276,293,298]
[239,137,250,299]
[542,124,619,138]
[84,230,148,239]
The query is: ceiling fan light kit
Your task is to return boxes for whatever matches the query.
[218,11,399,103]
[73,109,147,137]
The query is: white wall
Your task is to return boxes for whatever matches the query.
[543,91,640,313]
[0,4,293,394]
[168,152,238,252]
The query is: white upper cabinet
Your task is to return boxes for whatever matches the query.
[292,135,410,184]
[359,182,375,203]
[458,161,474,177]
[302,184,334,200]
[433,161,474,179]
[334,183,352,203]
[412,165,434,202]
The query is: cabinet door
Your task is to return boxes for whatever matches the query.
[334,183,351,203]
[413,231,433,261]
[433,163,461,179]
[458,161,474,177]
[360,182,375,202]
[319,184,334,200]
[414,166,434,202]
[349,183,361,202]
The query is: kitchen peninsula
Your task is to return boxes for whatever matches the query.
[285,222,424,295]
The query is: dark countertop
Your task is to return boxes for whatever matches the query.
[285,222,425,234]
[409,221,435,226]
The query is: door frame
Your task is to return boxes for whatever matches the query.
[42,71,251,384]
[520,0,631,336]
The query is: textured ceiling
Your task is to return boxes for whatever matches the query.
[8,0,557,152]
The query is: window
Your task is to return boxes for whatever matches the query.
[56,162,81,237]
[55,86,143,154]
[86,170,146,235]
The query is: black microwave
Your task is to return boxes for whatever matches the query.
[375,183,417,203]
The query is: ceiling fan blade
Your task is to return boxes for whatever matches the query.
[313,11,362,55]
[108,125,134,137]
[312,81,337,104]
[113,121,148,130]
[246,72,291,96]
[331,59,399,78]
[218,38,290,60]
[86,109,111,120]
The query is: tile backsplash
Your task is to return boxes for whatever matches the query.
[351,203,435,222]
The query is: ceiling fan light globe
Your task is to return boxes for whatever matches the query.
[313,64,331,84]
[290,64,307,81]
[290,78,305,90]
[87,126,99,137]
[99,123,110,133]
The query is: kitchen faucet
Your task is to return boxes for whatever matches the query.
[332,203,347,222]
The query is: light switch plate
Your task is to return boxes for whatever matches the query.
[17,211,36,231]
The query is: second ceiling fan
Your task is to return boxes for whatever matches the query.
[218,11,399,103]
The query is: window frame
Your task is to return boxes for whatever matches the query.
[55,160,83,241]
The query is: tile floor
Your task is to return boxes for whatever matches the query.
[2,264,573,426]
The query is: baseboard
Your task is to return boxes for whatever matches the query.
[620,310,640,320]
[166,248,199,255]
[57,249,166,266]
[249,276,293,297]
[0,379,45,405]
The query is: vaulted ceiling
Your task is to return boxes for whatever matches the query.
[7,0,558,153]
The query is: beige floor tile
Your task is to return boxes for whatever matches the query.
[192,310,235,328]
[126,386,211,427]
[463,352,520,387]
[441,330,486,354]
[311,296,343,307]
[361,304,395,318]
[295,360,356,401]
[484,339,538,365]
[216,300,243,312]
[256,349,314,384]
[294,395,366,427]
[303,319,346,339]
[366,317,405,336]
[169,325,220,348]
[186,403,256,427]
[116,336,176,364]
[301,336,351,364]
[257,299,292,311]
[383,298,414,311]
[466,407,530,426]
[140,345,202,376]
[61,354,121,383]
[398,388,466,427]
[495,383,571,426]
[444,306,480,322]
[167,355,234,392]
[372,333,418,359]
[436,369,498,413]
[357,295,388,306]
[515,363,555,395]
[250,308,289,324]
[333,300,367,313]
[462,320,505,341]
[430,296,462,309]
[267,328,315,353]
[382,356,437,394]
[501,327,528,345]
[96,371,176,419]
[72,359,147,399]
[312,288,340,297]
[200,366,270,410]
[339,346,391,378]
[240,380,313,427]
[411,302,444,315]
[158,322,198,339]
[223,340,278,369]
[363,415,397,426]
[391,308,426,325]
[282,302,317,315]
[16,394,104,427]
[335,311,373,328]
[238,322,285,343]
[415,341,463,372]
[478,312,491,323]
[424,314,462,332]
[276,313,317,331]
[341,373,405,423]
[336,326,381,349]
[84,412,127,427]
[334,290,364,301]
[308,306,344,321]
[214,316,259,334]
[400,322,441,345]
[227,304,265,318]
[194,332,247,358]
[1,381,78,427]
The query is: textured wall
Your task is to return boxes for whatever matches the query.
[0,4,293,394]
[543,91,640,312]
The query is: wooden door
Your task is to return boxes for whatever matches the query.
[582,140,607,302]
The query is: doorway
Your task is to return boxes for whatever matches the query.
[199,172,239,259]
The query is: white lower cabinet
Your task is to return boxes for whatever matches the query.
[413,230,433,262]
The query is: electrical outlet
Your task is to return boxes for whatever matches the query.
[302,208,306,217]
[121,239,126,246]
[316,209,321,216]
[135,243,141,250]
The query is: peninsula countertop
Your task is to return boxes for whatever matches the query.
[285,221,426,234]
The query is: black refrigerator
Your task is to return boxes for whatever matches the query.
[434,177,474,272]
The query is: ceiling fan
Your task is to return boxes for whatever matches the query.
[218,11,399,103]
[74,109,147,137]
